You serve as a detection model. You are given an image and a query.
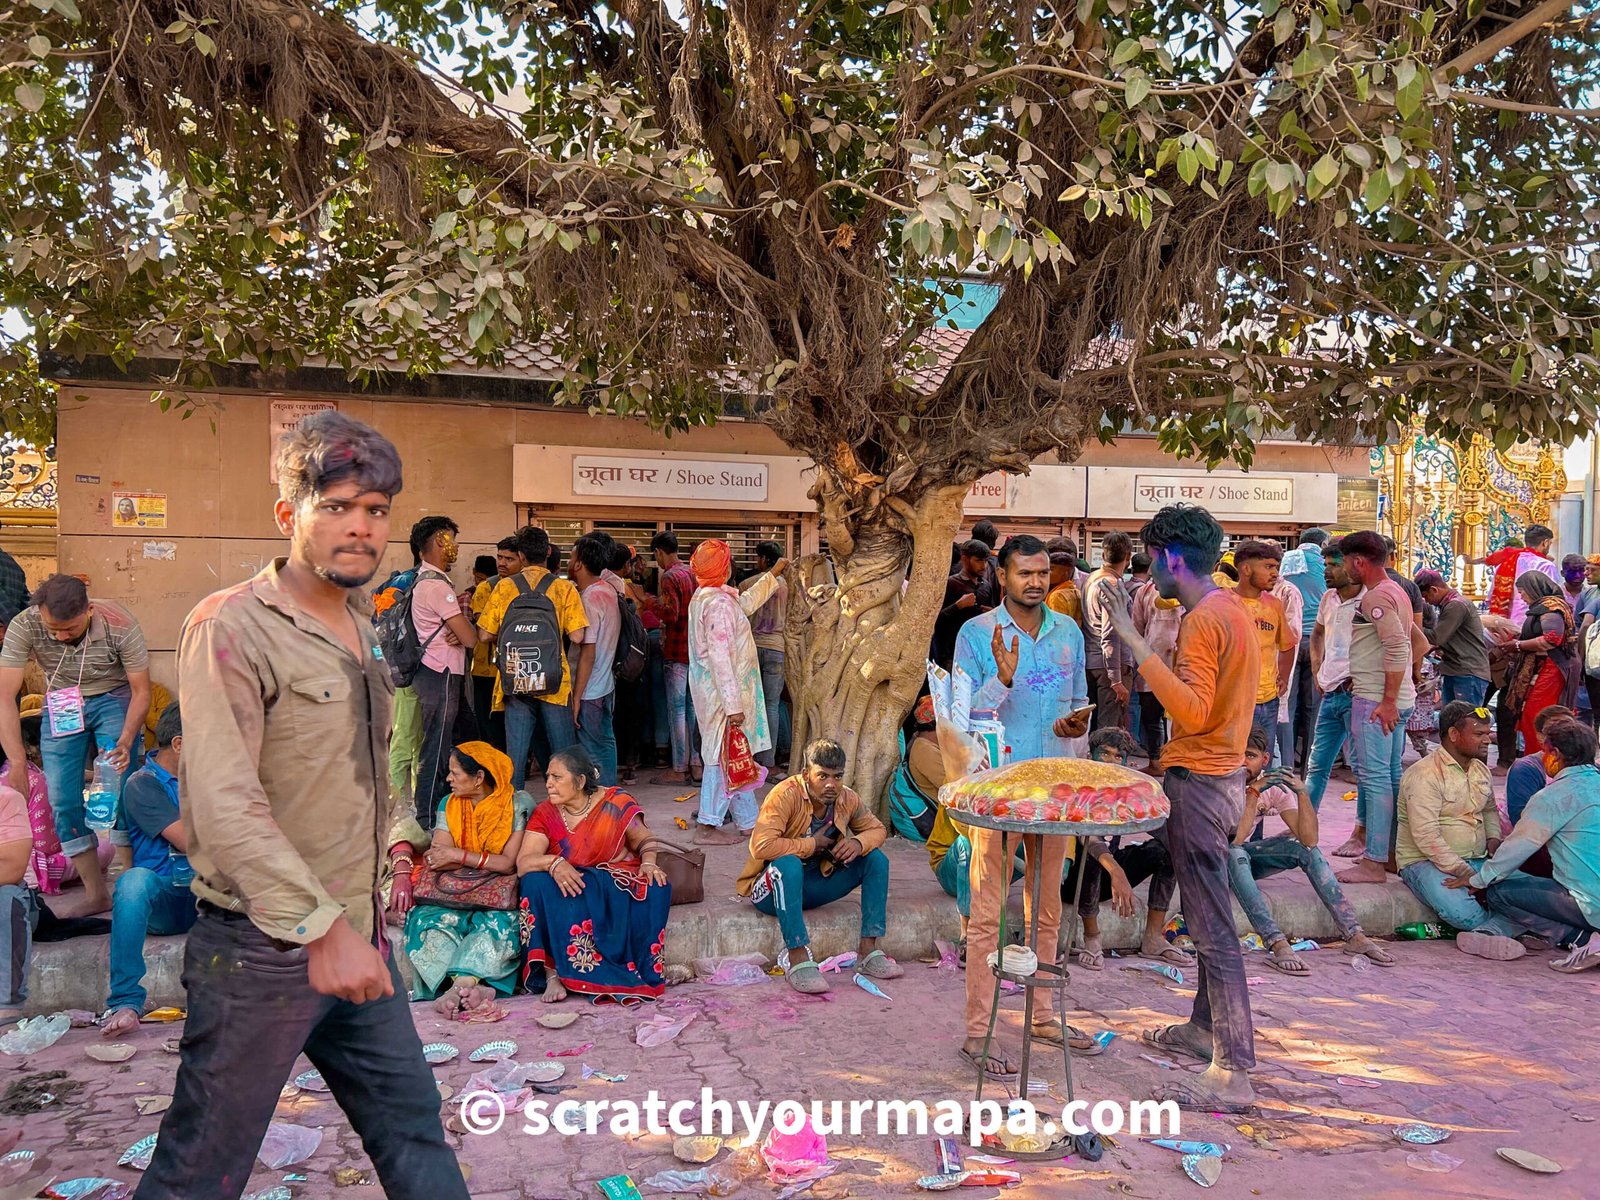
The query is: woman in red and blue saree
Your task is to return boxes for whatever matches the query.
[517,747,672,1004]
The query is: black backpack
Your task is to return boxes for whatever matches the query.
[613,592,648,684]
[373,567,442,689]
[497,572,564,698]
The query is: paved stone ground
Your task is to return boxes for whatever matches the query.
[5,934,1597,1199]
[11,752,1591,1198]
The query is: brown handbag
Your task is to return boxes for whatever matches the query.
[411,865,519,911]
[639,837,705,906]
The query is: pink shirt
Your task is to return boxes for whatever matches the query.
[0,783,31,888]
[412,570,465,675]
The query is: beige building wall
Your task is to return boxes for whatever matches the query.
[55,387,787,686]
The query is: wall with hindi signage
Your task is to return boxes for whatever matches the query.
[1086,466,1337,524]
[514,445,816,513]
[964,465,1088,518]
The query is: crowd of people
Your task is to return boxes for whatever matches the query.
[0,407,1596,1186]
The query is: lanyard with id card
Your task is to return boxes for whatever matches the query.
[45,641,90,737]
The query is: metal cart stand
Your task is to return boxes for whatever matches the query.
[947,807,1166,1161]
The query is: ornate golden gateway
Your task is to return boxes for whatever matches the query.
[1374,430,1567,599]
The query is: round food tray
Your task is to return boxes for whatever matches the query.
[943,809,1167,837]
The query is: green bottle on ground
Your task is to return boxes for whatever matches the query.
[1396,922,1457,940]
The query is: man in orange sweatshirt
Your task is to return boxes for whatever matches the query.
[1105,504,1260,1114]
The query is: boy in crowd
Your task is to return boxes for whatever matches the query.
[102,704,198,1035]
[1232,729,1396,975]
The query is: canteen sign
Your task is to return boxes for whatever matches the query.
[572,455,770,503]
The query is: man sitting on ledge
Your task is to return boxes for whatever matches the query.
[737,738,903,995]
[1232,728,1396,975]
[102,703,198,1036]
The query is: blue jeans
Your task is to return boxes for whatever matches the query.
[42,685,141,856]
[1398,858,1519,937]
[577,692,618,787]
[137,911,468,1200]
[1441,675,1489,708]
[504,696,577,790]
[665,661,692,773]
[107,866,198,1013]
[1229,837,1360,945]
[0,884,37,1007]
[1485,873,1600,946]
[935,836,973,918]
[755,649,786,770]
[749,850,890,951]
[697,762,760,831]
[1305,689,1352,810]
[1252,700,1280,763]
[1350,696,1411,862]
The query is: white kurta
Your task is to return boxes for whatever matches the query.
[687,574,779,764]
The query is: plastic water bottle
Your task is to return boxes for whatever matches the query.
[84,743,118,831]
[168,854,195,889]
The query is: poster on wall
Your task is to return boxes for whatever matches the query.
[112,491,167,529]
[269,400,338,482]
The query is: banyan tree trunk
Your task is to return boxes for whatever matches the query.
[784,483,966,816]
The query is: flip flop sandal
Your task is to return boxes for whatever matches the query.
[786,961,831,994]
[1346,944,1397,967]
[1267,952,1310,975]
[959,1047,1019,1082]
[1074,946,1105,971]
[1032,1023,1104,1055]
[1151,1082,1256,1115]
[1140,1024,1213,1063]
[858,949,905,980]
[1140,946,1195,967]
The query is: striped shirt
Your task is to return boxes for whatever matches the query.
[0,600,149,697]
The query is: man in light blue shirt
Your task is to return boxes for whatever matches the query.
[1451,715,1600,972]
[952,535,1093,1082]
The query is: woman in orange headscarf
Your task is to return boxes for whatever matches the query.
[396,741,535,1013]
[686,540,785,844]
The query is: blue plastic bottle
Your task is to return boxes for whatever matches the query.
[84,741,118,831]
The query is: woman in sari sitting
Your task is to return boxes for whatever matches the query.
[397,741,532,1015]
[517,747,672,1004]
[1508,572,1582,752]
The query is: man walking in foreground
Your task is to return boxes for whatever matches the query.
[1105,503,1259,1113]
[137,411,466,1200]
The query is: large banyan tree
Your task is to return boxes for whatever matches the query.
[3,0,1599,803]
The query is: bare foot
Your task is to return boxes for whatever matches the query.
[101,1007,141,1036]
[541,978,569,1004]
[1331,832,1366,858]
[0,1006,23,1027]
[1335,857,1388,885]
[650,771,689,786]
[692,824,745,846]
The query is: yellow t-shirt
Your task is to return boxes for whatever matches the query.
[1240,592,1292,703]
[928,805,959,872]
[477,567,589,707]
[469,579,498,679]
[1046,582,1083,626]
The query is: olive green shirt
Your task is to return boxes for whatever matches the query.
[177,559,397,945]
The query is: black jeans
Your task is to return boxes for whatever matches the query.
[1064,830,1177,917]
[1290,653,1320,772]
[413,664,462,827]
[136,911,467,1200]
[471,673,505,750]
[1137,692,1166,761]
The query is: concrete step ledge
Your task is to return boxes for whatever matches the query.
[20,865,1438,1015]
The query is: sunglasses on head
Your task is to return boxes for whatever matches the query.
[1472,707,1491,720]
